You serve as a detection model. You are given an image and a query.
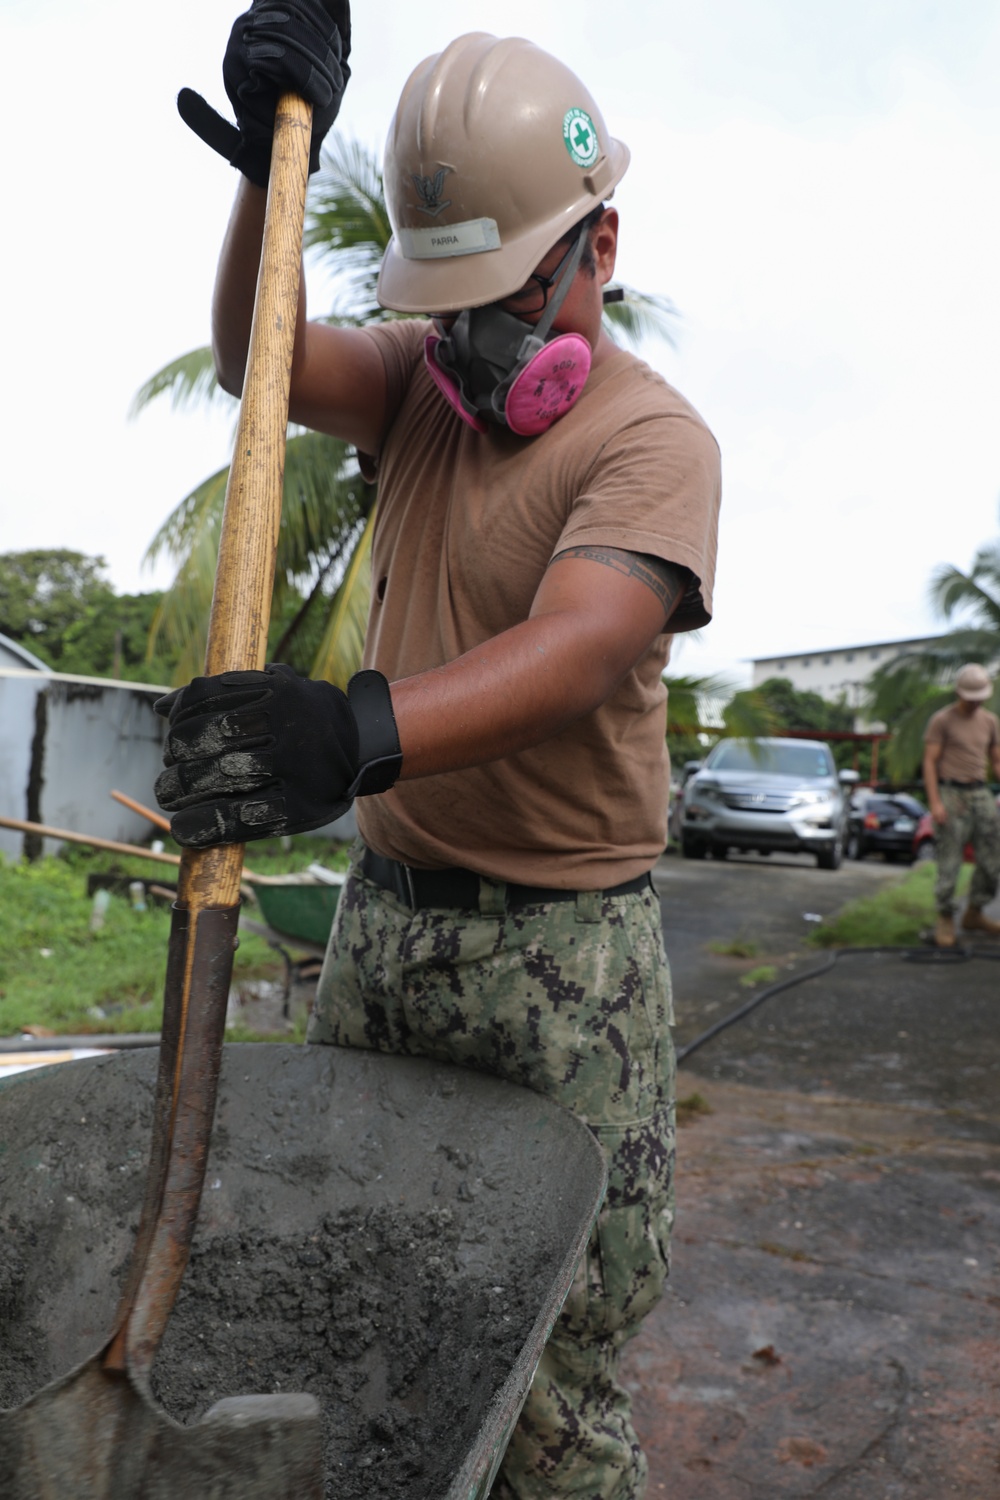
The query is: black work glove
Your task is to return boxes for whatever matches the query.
[177,0,351,189]
[154,664,401,848]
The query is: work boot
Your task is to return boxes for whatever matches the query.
[960,906,1000,937]
[934,913,956,948]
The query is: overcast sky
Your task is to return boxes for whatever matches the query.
[4,0,999,687]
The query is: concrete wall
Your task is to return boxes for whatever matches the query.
[0,669,168,860]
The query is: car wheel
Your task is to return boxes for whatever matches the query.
[915,839,935,863]
[681,833,707,860]
[817,835,843,871]
[846,829,863,861]
[713,844,729,860]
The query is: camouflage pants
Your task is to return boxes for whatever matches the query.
[934,785,1000,915]
[308,846,676,1500]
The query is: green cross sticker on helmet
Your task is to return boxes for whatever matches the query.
[563,107,600,168]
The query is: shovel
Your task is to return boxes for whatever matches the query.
[0,92,325,1498]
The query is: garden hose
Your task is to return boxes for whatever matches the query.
[676,942,1000,1063]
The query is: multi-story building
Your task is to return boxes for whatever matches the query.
[750,635,948,728]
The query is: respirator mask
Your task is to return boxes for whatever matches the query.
[423,225,593,437]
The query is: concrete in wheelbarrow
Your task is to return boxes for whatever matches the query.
[622,926,1000,1498]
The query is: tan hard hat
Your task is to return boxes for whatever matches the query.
[377,33,630,314]
[955,663,992,702]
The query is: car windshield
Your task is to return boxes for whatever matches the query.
[708,742,832,778]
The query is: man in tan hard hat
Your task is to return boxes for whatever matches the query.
[923,663,1000,947]
[165,6,721,1493]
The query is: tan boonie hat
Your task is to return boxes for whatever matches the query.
[377,33,630,314]
[955,663,992,702]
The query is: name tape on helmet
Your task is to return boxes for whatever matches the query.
[397,219,501,260]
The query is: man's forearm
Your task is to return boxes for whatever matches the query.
[391,552,686,781]
[391,612,653,780]
[212,178,309,395]
[923,755,939,800]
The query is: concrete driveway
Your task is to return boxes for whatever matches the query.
[621,849,1000,1499]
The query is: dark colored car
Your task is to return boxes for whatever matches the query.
[846,791,926,863]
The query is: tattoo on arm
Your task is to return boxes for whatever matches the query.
[552,545,691,625]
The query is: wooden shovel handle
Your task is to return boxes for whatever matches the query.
[107,92,313,1378]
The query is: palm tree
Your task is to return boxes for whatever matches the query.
[865,514,1000,778]
[135,133,680,685]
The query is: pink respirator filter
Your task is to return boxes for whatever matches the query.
[424,332,591,436]
[503,333,592,436]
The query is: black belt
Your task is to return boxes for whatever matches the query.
[360,848,653,912]
[940,779,986,788]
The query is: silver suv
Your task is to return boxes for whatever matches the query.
[679,737,857,869]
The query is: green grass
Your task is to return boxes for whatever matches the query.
[676,1091,713,1124]
[739,964,778,988]
[707,934,760,958]
[0,836,350,1039]
[808,860,971,949]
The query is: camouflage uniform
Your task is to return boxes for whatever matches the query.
[308,845,676,1499]
[934,784,1000,916]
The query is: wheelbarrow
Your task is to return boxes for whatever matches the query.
[0,1043,606,1498]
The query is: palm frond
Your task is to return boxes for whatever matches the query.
[663,672,770,736]
[274,430,372,584]
[305,134,395,325]
[146,521,221,684]
[144,466,230,569]
[310,510,376,687]
[929,554,1000,631]
[603,287,680,350]
[721,688,781,741]
[129,347,235,419]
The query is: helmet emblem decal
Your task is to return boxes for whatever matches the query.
[411,168,453,217]
[562,108,600,168]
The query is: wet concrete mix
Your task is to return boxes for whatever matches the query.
[1,1203,546,1499]
[152,1207,543,1497]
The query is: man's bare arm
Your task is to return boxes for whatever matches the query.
[551,545,689,627]
[923,740,946,824]
[391,549,689,780]
[211,178,388,454]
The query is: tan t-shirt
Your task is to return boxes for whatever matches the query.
[924,702,1000,783]
[356,319,721,886]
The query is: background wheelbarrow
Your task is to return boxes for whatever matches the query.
[0,1043,606,1498]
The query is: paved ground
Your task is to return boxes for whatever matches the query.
[620,851,1000,1498]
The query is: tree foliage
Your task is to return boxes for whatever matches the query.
[664,672,778,772]
[0,549,180,682]
[731,676,853,734]
[721,676,872,775]
[0,550,113,668]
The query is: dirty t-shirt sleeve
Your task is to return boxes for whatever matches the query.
[355,320,429,478]
[554,409,722,633]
